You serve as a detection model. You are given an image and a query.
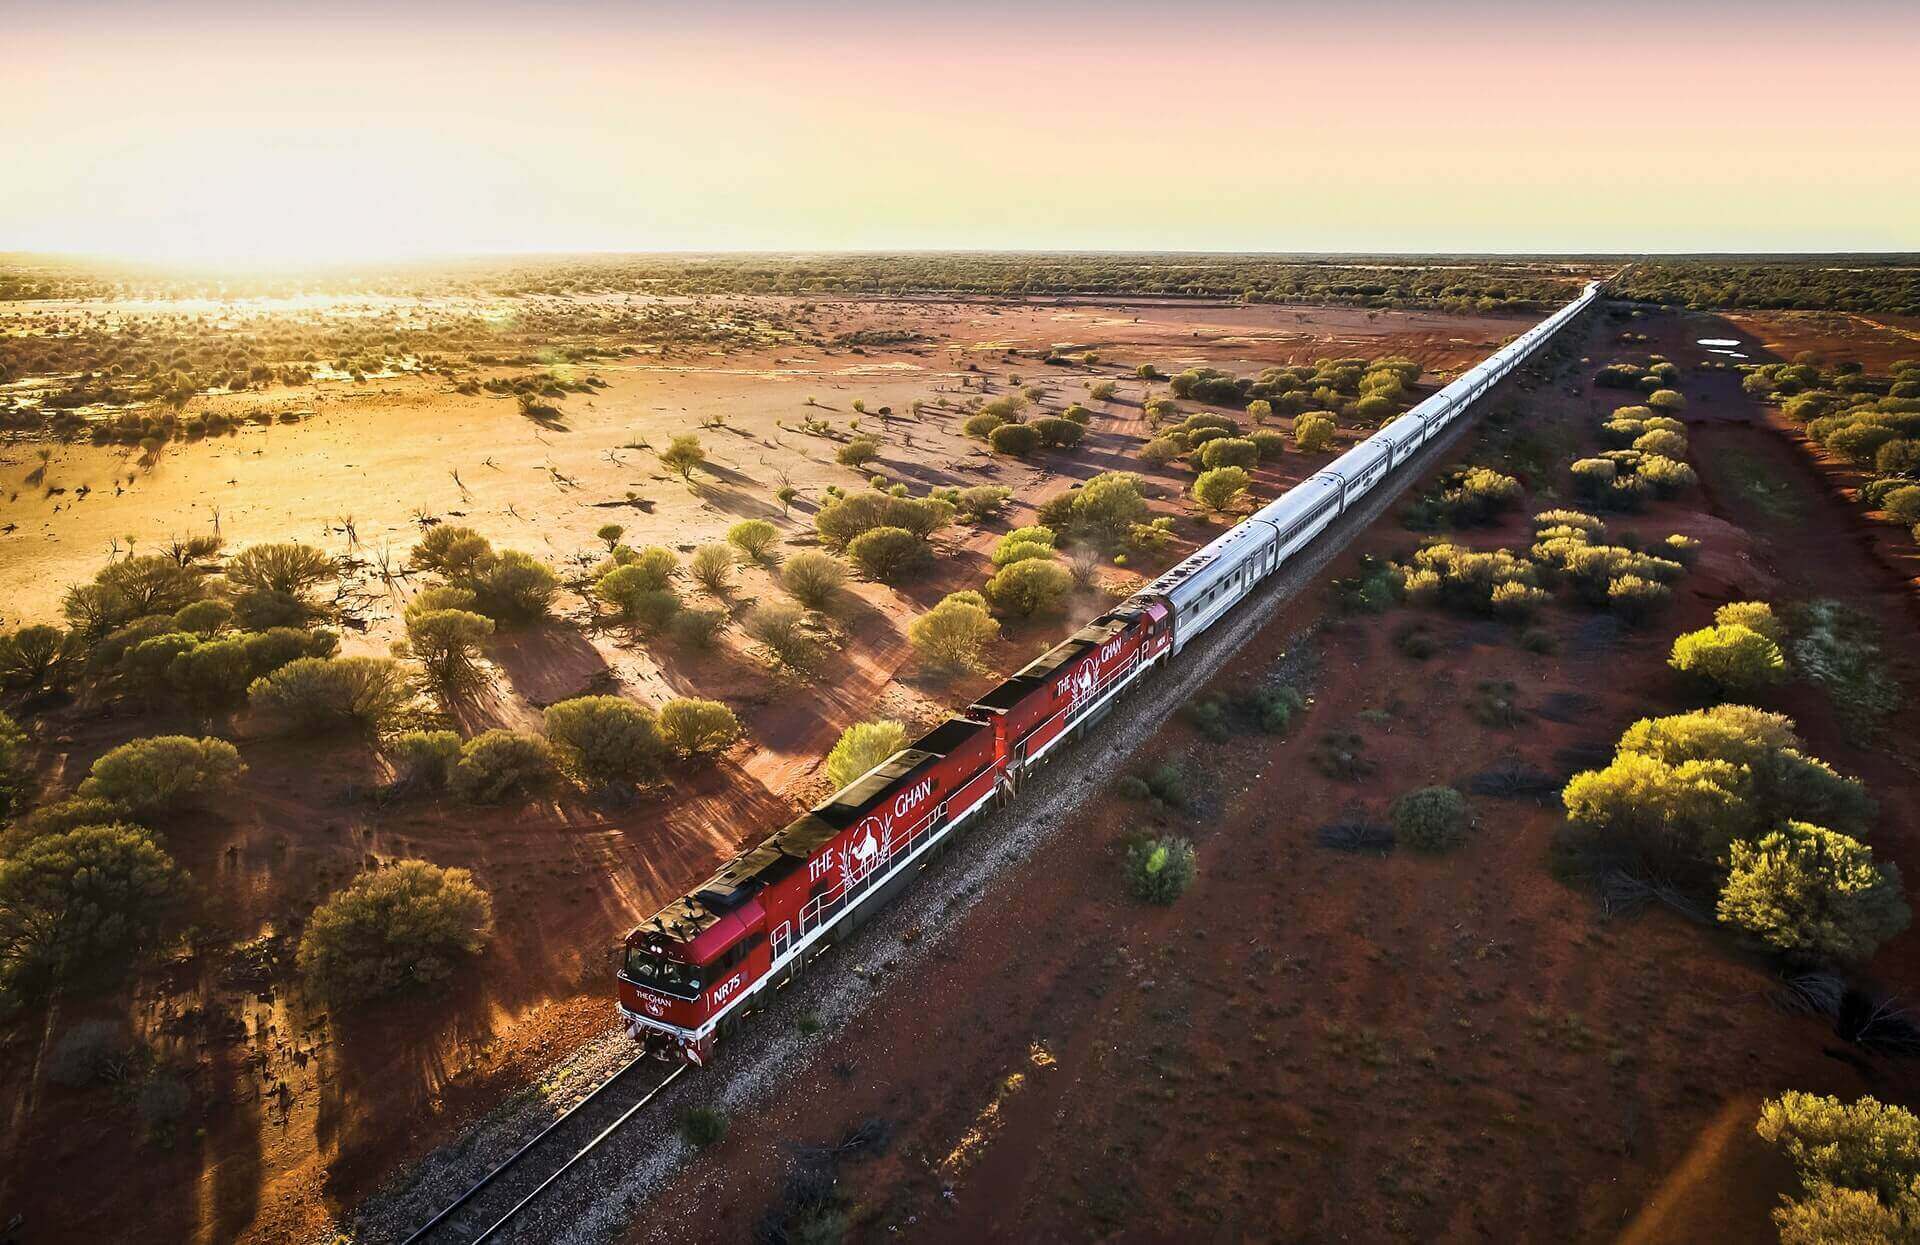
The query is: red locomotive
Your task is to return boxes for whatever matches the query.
[618,597,1172,1063]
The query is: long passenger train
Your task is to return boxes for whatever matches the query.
[618,281,1601,1064]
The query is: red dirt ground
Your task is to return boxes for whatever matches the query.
[626,306,1920,1243]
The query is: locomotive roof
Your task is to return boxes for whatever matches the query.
[973,610,1138,712]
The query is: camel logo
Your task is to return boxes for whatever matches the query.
[641,994,668,1017]
[842,824,882,883]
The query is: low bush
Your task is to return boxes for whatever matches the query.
[953,485,1012,522]
[450,729,561,802]
[726,520,780,562]
[1192,466,1250,514]
[989,422,1041,456]
[680,1107,728,1148]
[225,542,334,599]
[543,696,664,786]
[1294,413,1336,452]
[1719,821,1909,963]
[470,550,559,622]
[1757,1091,1920,1222]
[1198,437,1259,470]
[0,624,78,698]
[0,710,30,820]
[658,698,741,757]
[77,735,243,815]
[388,729,461,790]
[1392,786,1471,851]
[984,559,1074,616]
[47,1020,143,1088]
[0,824,181,1003]
[296,860,493,1001]
[1124,835,1197,904]
[1031,416,1084,448]
[1670,623,1787,695]
[836,436,881,467]
[404,604,495,690]
[846,526,926,582]
[249,656,413,733]
[744,601,816,669]
[908,592,1001,672]
[826,720,907,789]
[780,551,849,610]
[670,607,727,649]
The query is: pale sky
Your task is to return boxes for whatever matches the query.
[2,0,1916,263]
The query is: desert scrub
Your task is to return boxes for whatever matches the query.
[77,734,244,815]
[447,730,559,802]
[0,824,182,1005]
[1392,786,1472,852]
[1788,599,1899,739]
[542,696,664,786]
[908,590,1000,673]
[297,860,493,1001]
[826,720,907,789]
[1125,835,1197,904]
[680,1107,728,1147]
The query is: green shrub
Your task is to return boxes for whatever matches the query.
[1758,1092,1920,1210]
[826,720,907,789]
[961,412,1005,440]
[779,551,849,610]
[954,485,1013,522]
[388,729,461,790]
[1139,436,1180,466]
[542,697,663,786]
[1294,413,1335,452]
[1637,454,1698,497]
[0,824,181,1001]
[1606,574,1671,624]
[470,551,558,622]
[688,544,734,595]
[450,729,562,802]
[1042,472,1150,549]
[0,624,78,697]
[249,656,413,733]
[1392,786,1471,852]
[1031,417,1085,448]
[1192,466,1250,514]
[680,1106,728,1147]
[1124,835,1197,904]
[813,491,951,548]
[744,602,815,669]
[984,559,1074,616]
[1716,601,1784,643]
[909,594,1001,672]
[1198,437,1259,470]
[225,542,334,599]
[404,604,495,689]
[658,698,741,757]
[989,422,1041,456]
[0,711,28,820]
[1632,428,1688,459]
[296,860,493,1001]
[847,526,926,582]
[1645,388,1687,413]
[1248,429,1287,463]
[659,433,705,481]
[1669,623,1786,695]
[172,599,234,635]
[1882,486,1920,526]
[726,520,779,562]
[836,436,881,467]
[670,607,727,649]
[78,735,243,815]
[1719,822,1909,963]
[411,525,493,578]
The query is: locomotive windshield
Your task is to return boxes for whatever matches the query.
[622,947,702,999]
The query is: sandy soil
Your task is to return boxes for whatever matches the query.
[623,306,1920,1243]
[0,294,1533,1245]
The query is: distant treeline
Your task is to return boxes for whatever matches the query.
[0,253,1595,312]
[1612,258,1920,315]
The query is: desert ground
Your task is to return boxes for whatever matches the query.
[0,279,1546,1244]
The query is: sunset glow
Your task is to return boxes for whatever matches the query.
[4,0,1916,263]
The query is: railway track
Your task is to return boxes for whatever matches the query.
[400,1058,687,1245]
